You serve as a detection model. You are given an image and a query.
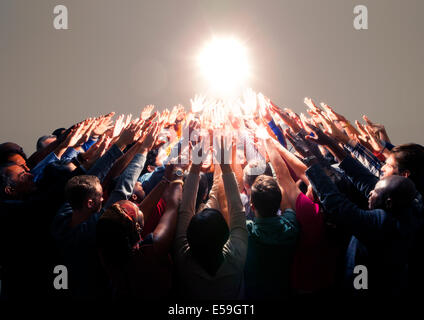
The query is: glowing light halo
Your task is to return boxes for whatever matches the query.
[197,37,250,95]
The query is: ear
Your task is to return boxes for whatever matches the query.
[131,193,138,201]
[4,186,15,196]
[86,198,94,209]
[400,170,411,178]
[385,197,393,211]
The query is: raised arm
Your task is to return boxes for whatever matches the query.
[174,164,201,252]
[265,138,300,210]
[103,123,159,209]
[152,180,183,255]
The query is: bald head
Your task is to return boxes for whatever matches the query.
[369,175,416,212]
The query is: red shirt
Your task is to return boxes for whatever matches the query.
[290,193,339,292]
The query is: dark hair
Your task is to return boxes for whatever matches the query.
[251,175,282,217]
[65,175,100,210]
[52,128,66,138]
[391,143,424,194]
[36,135,56,151]
[186,208,229,276]
[243,160,273,188]
[0,142,27,165]
[96,202,140,267]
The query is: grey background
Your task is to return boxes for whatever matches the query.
[1,0,423,154]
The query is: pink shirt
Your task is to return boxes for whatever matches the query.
[291,193,339,292]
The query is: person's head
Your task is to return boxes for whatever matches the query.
[381,144,424,185]
[0,163,36,199]
[96,200,144,266]
[368,175,417,214]
[36,135,57,151]
[52,128,66,139]
[250,175,282,218]
[140,149,159,176]
[243,160,273,195]
[186,208,229,275]
[130,181,145,204]
[0,142,29,171]
[65,175,103,213]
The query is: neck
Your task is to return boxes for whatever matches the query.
[69,209,93,228]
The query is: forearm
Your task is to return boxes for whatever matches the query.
[104,152,147,208]
[87,143,123,182]
[221,166,245,231]
[265,139,299,209]
[175,168,200,248]
[139,179,169,224]
[102,142,140,188]
[271,139,309,184]
[324,140,349,163]
[153,183,182,254]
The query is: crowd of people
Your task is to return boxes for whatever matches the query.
[1,90,423,301]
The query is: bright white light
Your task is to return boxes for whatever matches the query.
[197,37,249,94]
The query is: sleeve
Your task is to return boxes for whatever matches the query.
[139,165,166,196]
[31,152,59,182]
[81,137,98,152]
[306,163,387,243]
[344,142,382,177]
[338,156,379,198]
[61,147,79,161]
[86,144,123,182]
[222,172,248,266]
[295,193,324,243]
[174,171,200,256]
[267,119,287,148]
[103,153,146,209]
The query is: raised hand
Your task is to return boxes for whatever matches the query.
[284,128,323,160]
[140,104,155,121]
[138,122,160,152]
[191,94,207,113]
[304,97,322,114]
[112,114,126,138]
[320,102,346,122]
[115,121,141,150]
[80,134,109,169]
[303,122,335,146]
[64,123,86,148]
[257,93,273,123]
[363,115,391,143]
[93,112,115,137]
[269,101,302,133]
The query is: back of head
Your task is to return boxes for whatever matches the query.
[36,135,56,151]
[97,200,141,267]
[52,128,66,139]
[251,175,282,218]
[187,208,229,275]
[391,143,424,194]
[381,175,417,213]
[65,175,100,210]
